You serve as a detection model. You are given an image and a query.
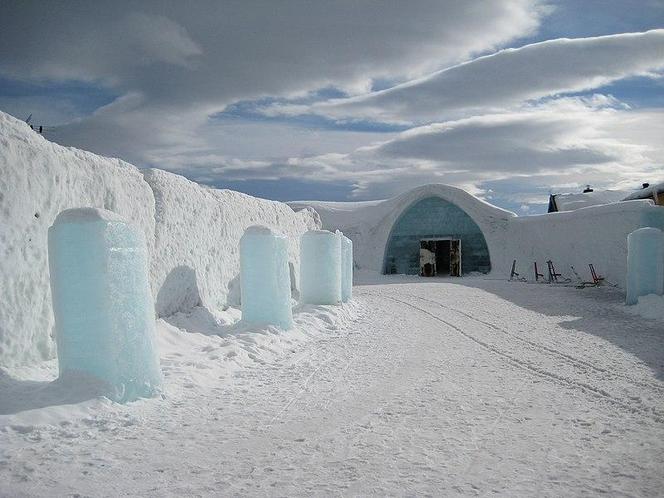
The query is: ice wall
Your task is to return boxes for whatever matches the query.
[240,226,293,329]
[144,169,319,317]
[48,209,161,402]
[300,230,342,305]
[340,233,353,302]
[0,112,155,368]
[0,111,320,368]
[626,227,664,305]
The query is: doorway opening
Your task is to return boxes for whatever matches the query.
[419,239,461,277]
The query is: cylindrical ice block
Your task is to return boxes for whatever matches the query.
[48,208,162,402]
[340,233,353,302]
[240,225,293,330]
[626,227,664,305]
[300,230,342,305]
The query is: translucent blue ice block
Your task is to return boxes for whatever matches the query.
[300,230,341,305]
[626,227,664,305]
[240,226,293,330]
[48,208,162,402]
[340,233,353,302]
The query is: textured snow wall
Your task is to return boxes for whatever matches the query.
[291,184,664,288]
[340,234,353,302]
[240,226,293,330]
[626,227,664,305]
[506,201,664,287]
[0,111,320,367]
[143,169,319,317]
[48,209,161,402]
[0,112,156,368]
[300,230,342,305]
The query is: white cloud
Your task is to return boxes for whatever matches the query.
[244,97,663,201]
[295,30,664,123]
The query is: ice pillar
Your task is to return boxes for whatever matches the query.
[339,233,353,302]
[626,227,664,305]
[300,230,342,305]
[240,225,293,330]
[48,208,161,402]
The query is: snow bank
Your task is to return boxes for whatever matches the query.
[144,169,318,317]
[291,184,664,288]
[0,111,320,367]
[0,112,155,368]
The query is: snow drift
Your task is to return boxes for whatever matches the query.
[0,111,319,367]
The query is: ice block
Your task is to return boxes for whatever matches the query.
[240,225,293,330]
[48,208,162,402]
[300,230,342,305]
[626,227,664,305]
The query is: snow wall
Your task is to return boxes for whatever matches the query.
[291,184,664,288]
[0,111,319,367]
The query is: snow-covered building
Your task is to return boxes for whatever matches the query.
[291,184,664,284]
[623,182,664,207]
[548,182,664,213]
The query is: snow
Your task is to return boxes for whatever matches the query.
[144,168,319,318]
[240,226,293,330]
[551,189,630,212]
[53,207,126,223]
[623,293,664,321]
[622,181,664,201]
[48,209,162,402]
[0,111,155,368]
[340,233,353,302]
[0,111,319,367]
[291,184,664,289]
[626,227,664,305]
[300,230,342,305]
[2,275,663,495]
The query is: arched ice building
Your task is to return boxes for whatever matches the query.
[290,184,664,286]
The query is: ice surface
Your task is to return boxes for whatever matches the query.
[48,209,162,402]
[340,233,353,302]
[240,226,293,330]
[626,227,664,305]
[300,230,342,305]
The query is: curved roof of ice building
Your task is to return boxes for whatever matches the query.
[289,184,516,273]
[289,183,515,231]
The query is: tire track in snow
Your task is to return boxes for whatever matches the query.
[407,292,664,395]
[372,291,664,424]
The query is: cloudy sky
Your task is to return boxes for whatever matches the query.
[1,1,663,213]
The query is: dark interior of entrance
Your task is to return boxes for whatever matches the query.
[420,239,460,277]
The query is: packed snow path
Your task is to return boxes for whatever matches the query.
[2,278,664,496]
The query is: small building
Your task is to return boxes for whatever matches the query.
[548,182,664,213]
[622,182,664,206]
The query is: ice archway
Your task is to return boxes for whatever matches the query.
[383,196,491,275]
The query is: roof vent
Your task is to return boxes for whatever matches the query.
[642,183,650,189]
[583,185,593,193]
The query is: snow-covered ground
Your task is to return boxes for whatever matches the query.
[1,276,663,496]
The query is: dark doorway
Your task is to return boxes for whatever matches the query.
[419,239,461,277]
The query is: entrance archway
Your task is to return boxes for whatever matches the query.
[383,196,491,275]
